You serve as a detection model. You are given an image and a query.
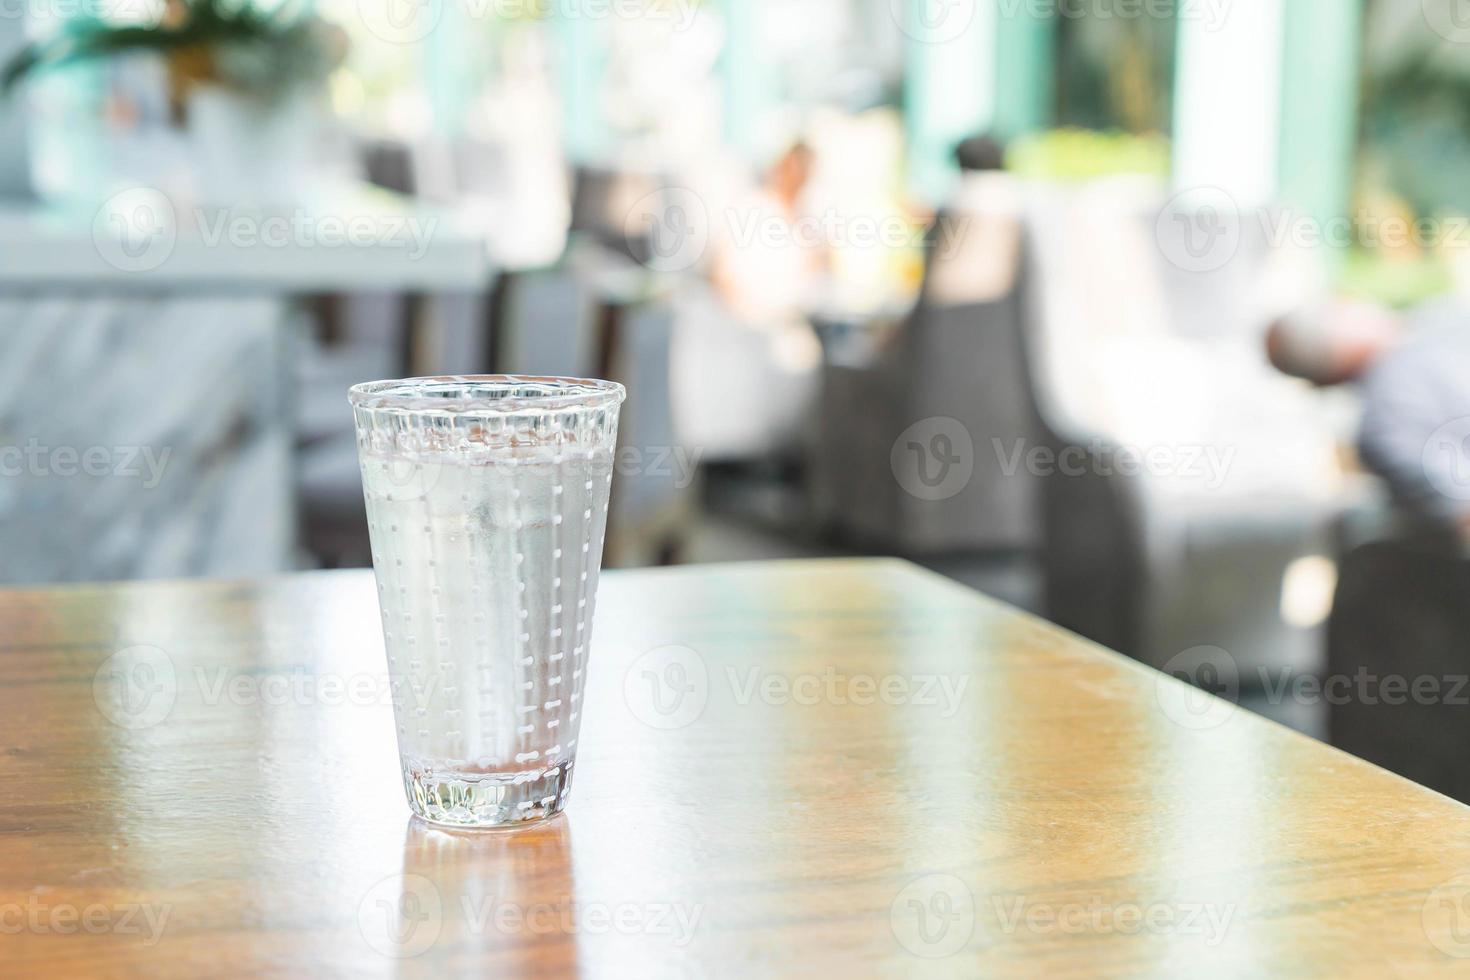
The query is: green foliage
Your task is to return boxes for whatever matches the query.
[1360,1,1470,217]
[1,0,334,100]
[1006,128,1171,182]
[1338,249,1456,310]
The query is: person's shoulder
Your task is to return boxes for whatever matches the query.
[1367,299,1470,391]
[950,172,1024,217]
[1403,297,1470,346]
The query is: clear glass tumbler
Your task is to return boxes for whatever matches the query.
[350,376,625,828]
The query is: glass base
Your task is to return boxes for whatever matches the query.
[402,759,574,829]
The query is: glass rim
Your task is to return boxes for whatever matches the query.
[349,375,627,415]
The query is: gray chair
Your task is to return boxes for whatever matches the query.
[1326,532,1470,803]
[1026,188,1348,681]
[808,215,1045,609]
[811,255,1043,557]
[502,243,698,567]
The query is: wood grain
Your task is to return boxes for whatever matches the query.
[1,558,1468,977]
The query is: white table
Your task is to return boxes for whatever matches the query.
[0,184,493,293]
[0,183,508,379]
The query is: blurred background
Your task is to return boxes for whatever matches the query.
[3,0,1470,796]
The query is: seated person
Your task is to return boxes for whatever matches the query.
[1268,299,1470,543]
[921,134,1025,308]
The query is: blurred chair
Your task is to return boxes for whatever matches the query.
[811,254,1041,553]
[1028,183,1349,677]
[604,292,700,567]
[808,192,1044,606]
[570,166,664,266]
[295,137,421,569]
[498,250,601,379]
[499,238,699,567]
[0,297,294,583]
[670,284,822,465]
[814,177,1352,675]
[1327,531,1470,803]
[298,134,507,568]
[294,310,406,568]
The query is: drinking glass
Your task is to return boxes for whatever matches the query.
[350,376,625,828]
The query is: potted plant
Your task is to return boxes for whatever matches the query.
[2,0,346,205]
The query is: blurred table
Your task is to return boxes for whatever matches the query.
[0,182,501,404]
[2,559,1469,976]
[0,184,492,292]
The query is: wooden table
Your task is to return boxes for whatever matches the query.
[2,559,1469,977]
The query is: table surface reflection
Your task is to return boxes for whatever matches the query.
[2,558,1468,977]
